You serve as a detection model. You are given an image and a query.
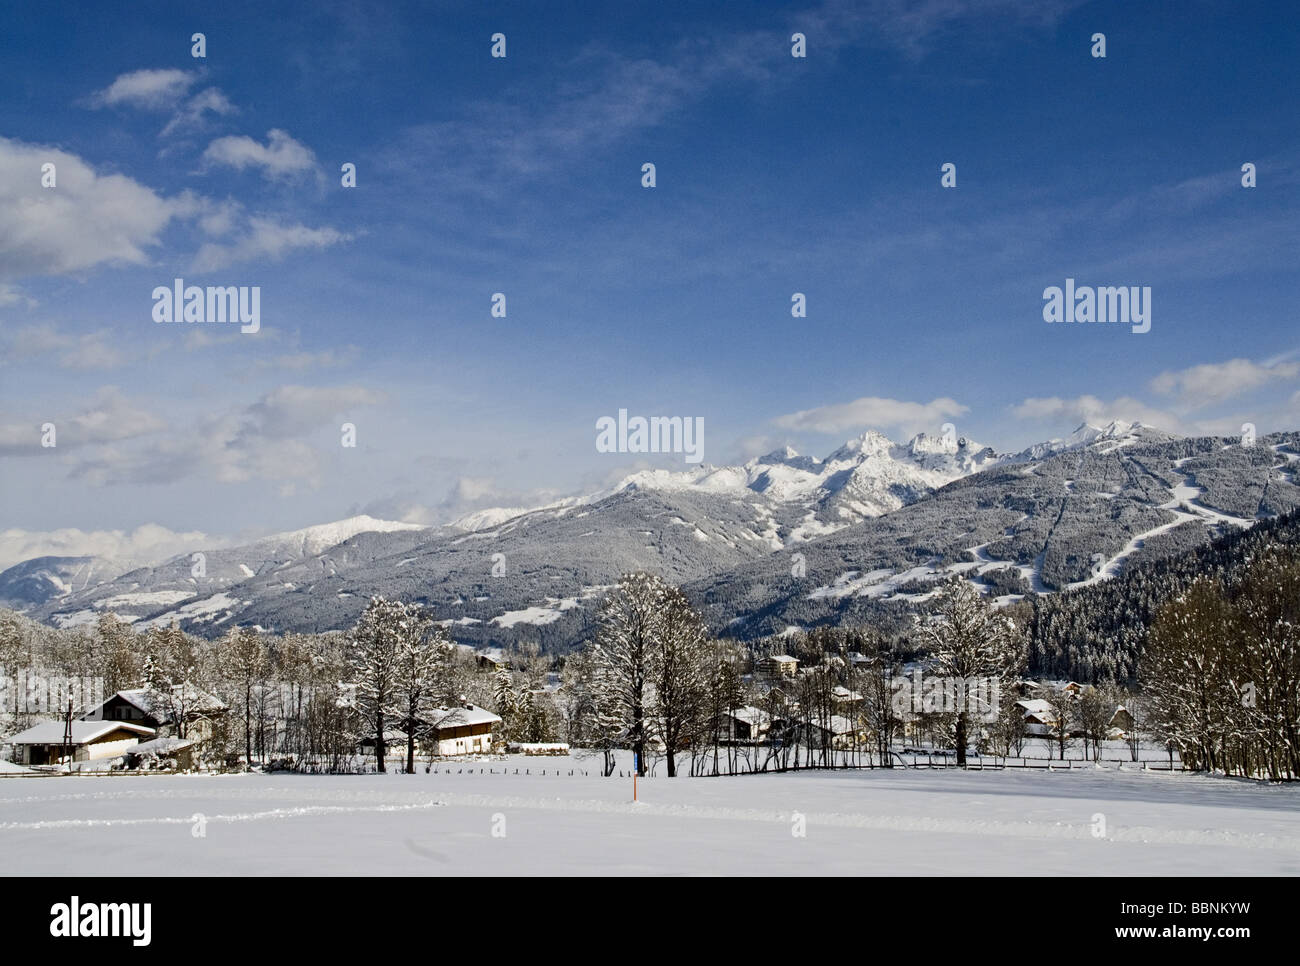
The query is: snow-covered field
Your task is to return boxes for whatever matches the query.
[2,756,1297,875]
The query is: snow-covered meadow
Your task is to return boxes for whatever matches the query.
[2,754,1297,875]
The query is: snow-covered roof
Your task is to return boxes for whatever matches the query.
[726,706,770,727]
[801,714,857,735]
[765,654,798,664]
[1015,698,1055,714]
[127,737,194,755]
[427,704,502,729]
[5,720,155,745]
[90,686,227,723]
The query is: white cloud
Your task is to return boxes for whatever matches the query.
[0,283,36,308]
[87,70,238,141]
[0,137,181,279]
[0,137,345,279]
[87,68,195,110]
[160,87,238,138]
[359,475,568,528]
[201,129,318,180]
[58,384,384,488]
[774,395,968,436]
[0,387,166,456]
[238,385,383,441]
[2,326,128,370]
[192,215,349,271]
[1010,394,1182,432]
[0,523,214,573]
[1150,358,1300,408]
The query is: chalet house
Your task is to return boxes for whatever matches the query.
[475,648,509,673]
[758,655,799,677]
[81,687,228,741]
[1015,698,1059,735]
[795,714,866,750]
[831,686,864,709]
[422,703,502,756]
[717,706,770,742]
[1107,705,1136,738]
[5,720,155,766]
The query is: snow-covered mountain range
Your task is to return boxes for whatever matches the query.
[5,421,1297,650]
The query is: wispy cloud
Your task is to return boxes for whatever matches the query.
[800,0,1086,60]
[201,129,319,181]
[160,87,238,138]
[1010,394,1181,432]
[1151,358,1300,409]
[381,0,1083,200]
[0,387,166,456]
[775,395,968,435]
[358,475,570,528]
[0,283,36,308]
[192,214,349,271]
[62,384,384,488]
[1,326,129,370]
[86,68,239,142]
[86,68,195,109]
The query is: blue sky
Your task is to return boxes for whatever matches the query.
[1,0,1298,565]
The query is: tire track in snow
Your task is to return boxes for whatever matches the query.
[420,792,1300,853]
[0,800,445,831]
[3,786,1297,853]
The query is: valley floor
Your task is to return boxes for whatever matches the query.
[2,754,1297,875]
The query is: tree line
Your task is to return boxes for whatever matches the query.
[4,534,1298,780]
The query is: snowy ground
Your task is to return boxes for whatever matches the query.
[2,754,1297,875]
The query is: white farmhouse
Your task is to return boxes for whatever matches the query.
[423,704,502,756]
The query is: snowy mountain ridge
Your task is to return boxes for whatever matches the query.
[448,421,1165,534]
[21,419,1298,654]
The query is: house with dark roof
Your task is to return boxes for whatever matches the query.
[80,686,228,741]
[717,706,770,742]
